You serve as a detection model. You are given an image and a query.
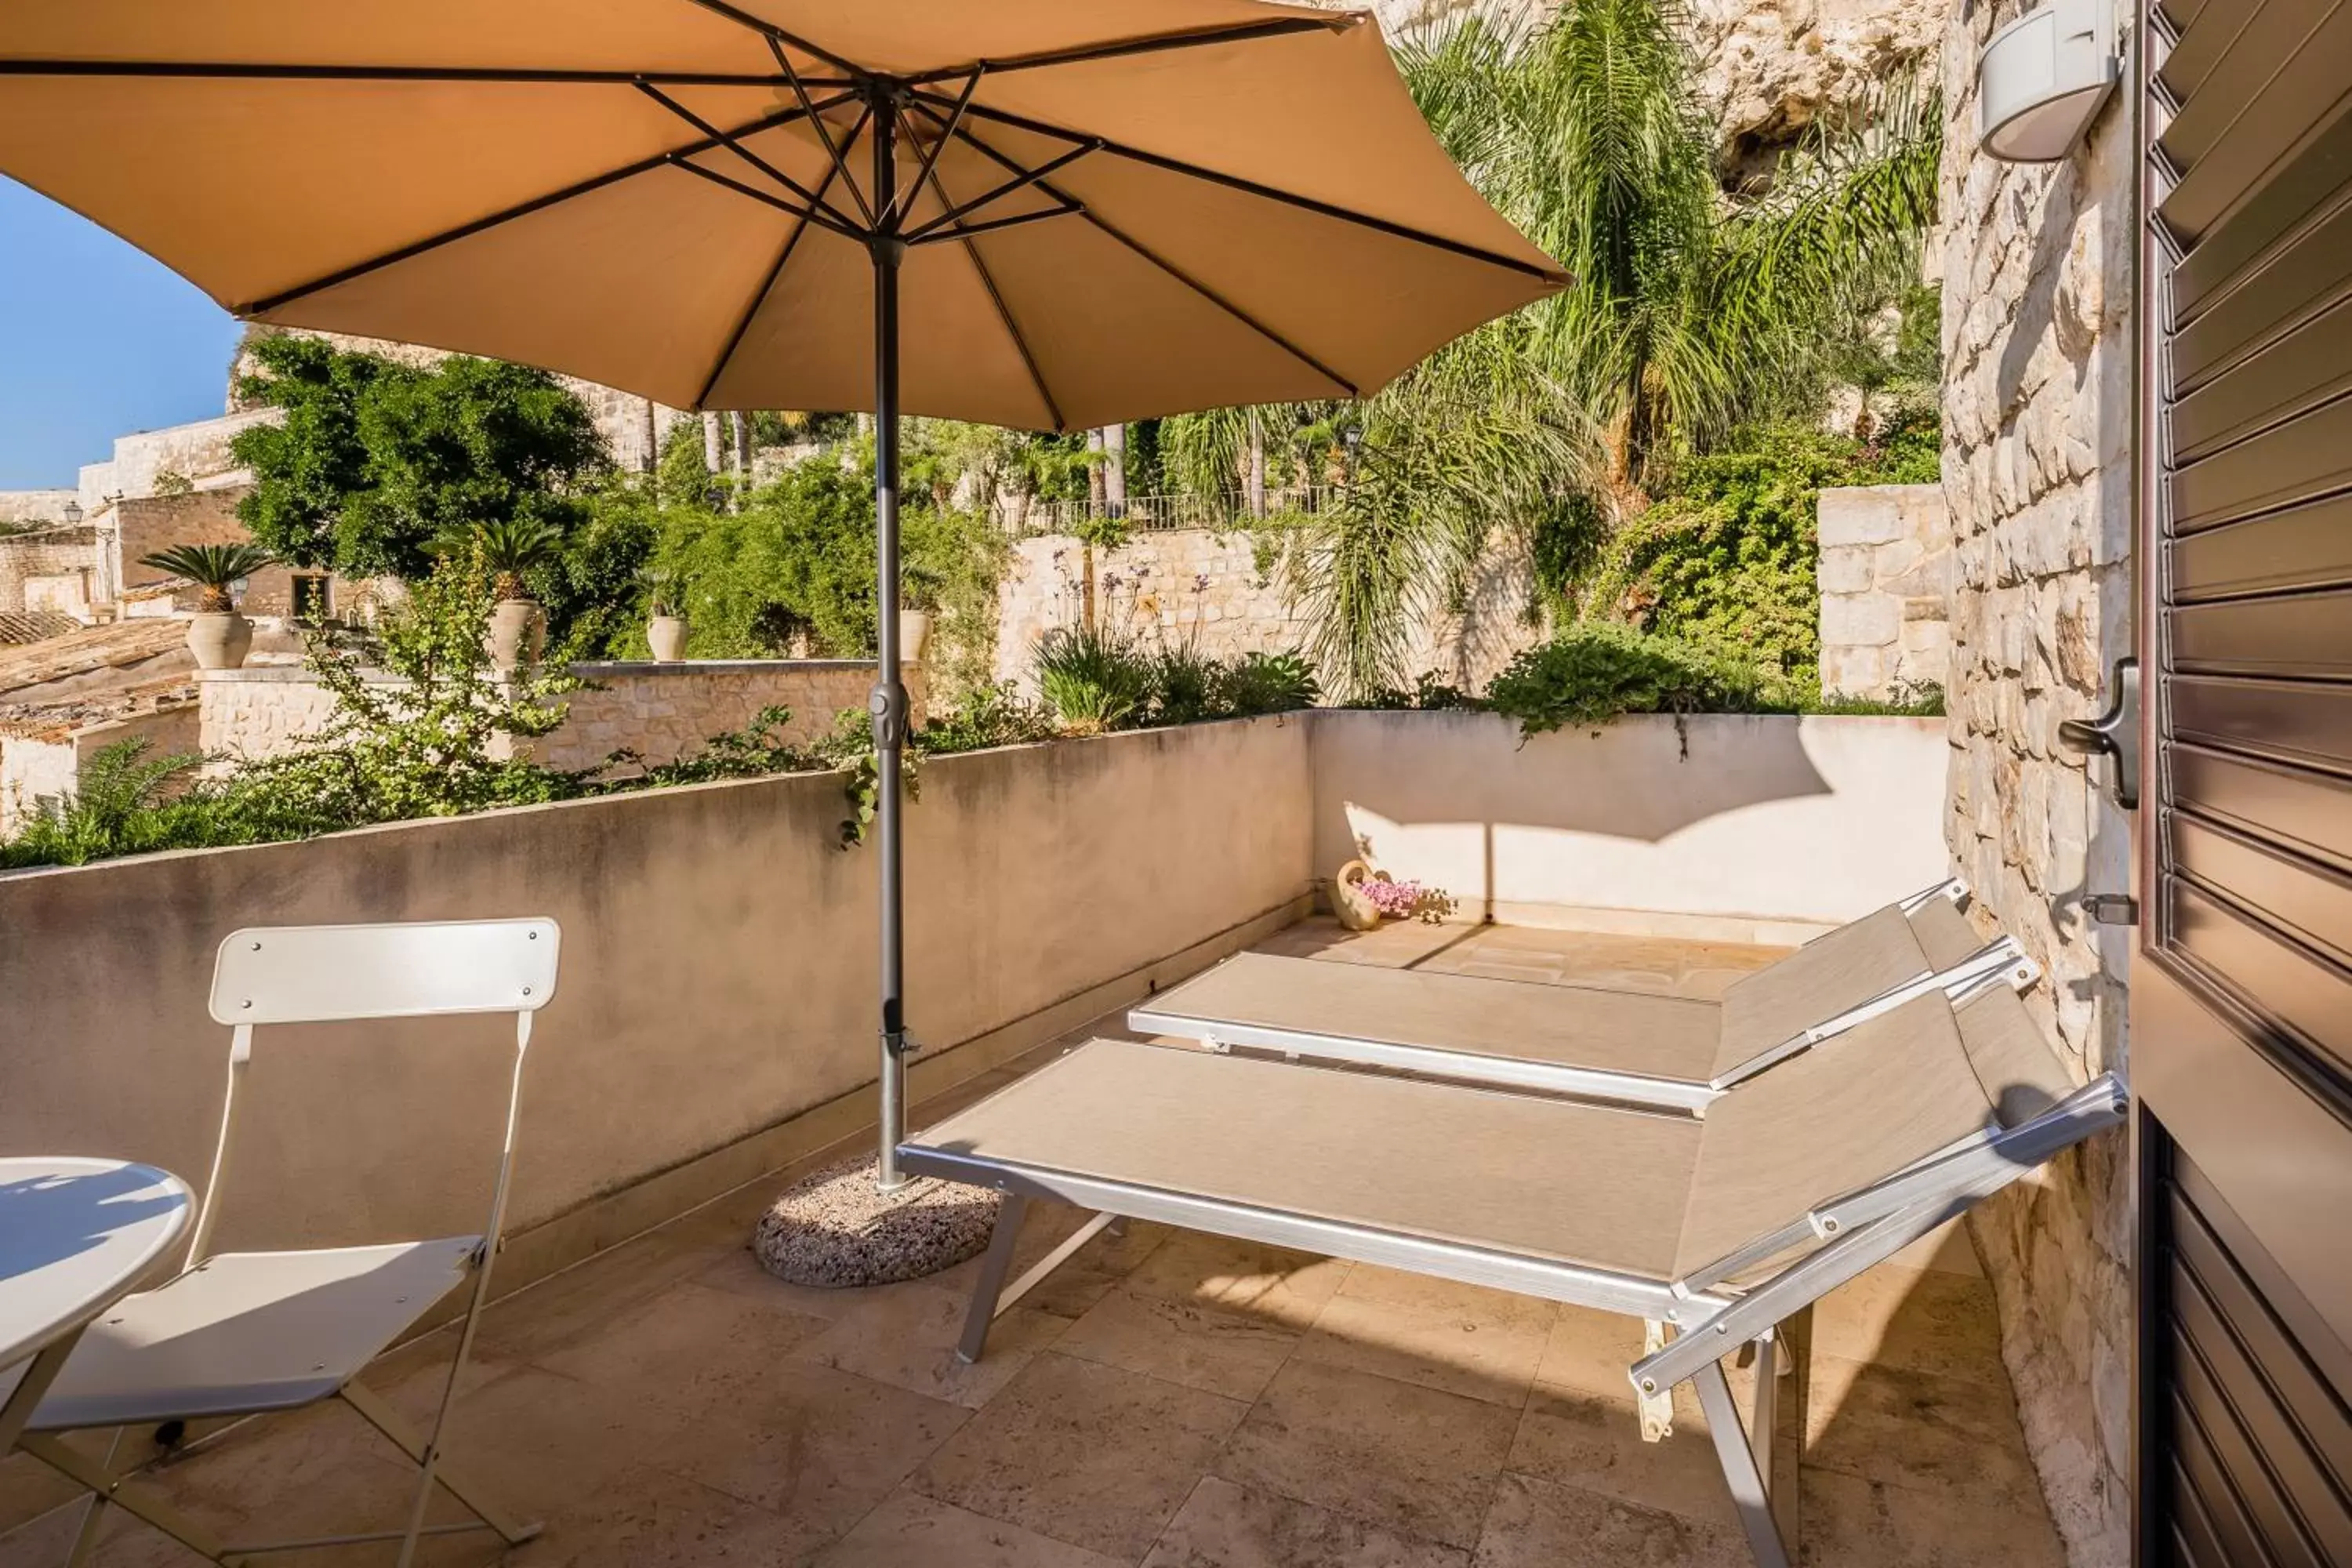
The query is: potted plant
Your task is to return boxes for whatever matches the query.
[1332,859,1457,931]
[445,517,562,670]
[646,569,689,662]
[138,541,275,670]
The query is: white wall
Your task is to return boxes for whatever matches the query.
[1310,711,1951,941]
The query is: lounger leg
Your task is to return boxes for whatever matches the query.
[1639,1322,1675,1442]
[18,1434,235,1566]
[339,1381,541,1545]
[1693,1361,1794,1568]
[1769,1307,1811,1553]
[957,1192,1030,1364]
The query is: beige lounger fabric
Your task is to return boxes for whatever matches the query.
[1143,951,1722,1084]
[1709,905,1937,1078]
[911,984,2078,1287]
[1148,893,1987,1093]
[1955,983,2082,1123]
[917,1039,1700,1278]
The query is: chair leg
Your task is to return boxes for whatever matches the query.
[0,1337,75,1453]
[956,1192,1030,1364]
[1693,1360,1794,1568]
[18,1435,236,1566]
[62,1429,130,1568]
[339,1381,541,1546]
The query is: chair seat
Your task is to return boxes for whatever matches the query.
[24,1239,480,1431]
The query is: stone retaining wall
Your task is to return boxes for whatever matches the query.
[1817,483,1952,699]
[199,660,920,773]
[1937,2,2137,1561]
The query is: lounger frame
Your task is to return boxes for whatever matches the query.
[1131,928,2038,1112]
[898,1062,2128,1568]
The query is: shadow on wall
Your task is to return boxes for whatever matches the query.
[1310,712,1953,929]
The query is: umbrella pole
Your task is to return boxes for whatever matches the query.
[869,89,913,1194]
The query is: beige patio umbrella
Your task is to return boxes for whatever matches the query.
[0,0,1564,1188]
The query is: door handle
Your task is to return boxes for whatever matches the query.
[2057,657,2140,810]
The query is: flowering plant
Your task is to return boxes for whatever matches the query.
[1358,877,1457,924]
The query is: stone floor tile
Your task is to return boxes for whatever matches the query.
[1296,1287,1550,1408]
[535,1279,833,1408]
[812,1490,1127,1568]
[648,1359,968,1528]
[1123,1232,1351,1330]
[911,1352,1247,1560]
[1333,1265,1558,1327]
[794,1283,1067,1410]
[1471,1471,1751,1568]
[1809,1265,2005,1389]
[1885,1220,1984,1279]
[1528,1304,1667,1405]
[506,1465,825,1568]
[1803,1352,2045,1507]
[1007,1209,1178,1320]
[1213,1359,1517,1550]
[470,1222,734,1368]
[1141,1474,1470,1568]
[1055,1289,1301,1402]
[405,1363,698,1520]
[1506,1382,1739,1529]
[1798,1465,2068,1568]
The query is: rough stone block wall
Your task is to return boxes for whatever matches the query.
[1817,483,1952,699]
[76,409,271,513]
[994,528,1538,695]
[198,662,918,776]
[1938,2,2137,1563]
[0,528,100,616]
[116,489,317,615]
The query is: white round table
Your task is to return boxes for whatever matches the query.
[0,1156,191,1450]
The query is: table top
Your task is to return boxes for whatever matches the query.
[0,1156,192,1370]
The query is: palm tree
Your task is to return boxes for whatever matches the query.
[437,517,563,601]
[137,541,276,612]
[1161,0,1939,697]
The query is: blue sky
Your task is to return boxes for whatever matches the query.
[0,176,243,490]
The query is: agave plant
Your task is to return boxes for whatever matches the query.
[1034,624,1156,735]
[437,517,564,601]
[136,541,276,613]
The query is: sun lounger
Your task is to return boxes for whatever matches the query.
[900,978,2125,1568]
[1129,877,2030,1110]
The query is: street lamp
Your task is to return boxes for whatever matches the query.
[61,499,82,526]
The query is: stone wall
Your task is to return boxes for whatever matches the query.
[0,526,100,617]
[1936,2,2137,1562]
[1817,483,1952,699]
[0,490,80,528]
[1,702,201,836]
[200,660,920,773]
[76,409,270,513]
[994,528,1539,695]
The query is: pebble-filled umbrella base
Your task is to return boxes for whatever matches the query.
[753,1155,1002,1288]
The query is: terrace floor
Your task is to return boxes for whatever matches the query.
[0,920,2069,1568]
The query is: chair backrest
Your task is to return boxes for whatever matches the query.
[209,920,561,1026]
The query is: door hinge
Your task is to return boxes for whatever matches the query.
[2057,656,2140,811]
[2083,892,2140,925]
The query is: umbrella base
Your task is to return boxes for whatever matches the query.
[753,1155,1002,1288]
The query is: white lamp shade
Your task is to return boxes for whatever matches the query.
[1979,0,2120,163]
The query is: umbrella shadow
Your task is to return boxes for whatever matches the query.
[0,1167,188,1283]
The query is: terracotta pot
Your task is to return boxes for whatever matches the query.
[1332,858,1392,931]
[186,611,253,671]
[898,608,934,662]
[487,598,546,672]
[648,614,689,662]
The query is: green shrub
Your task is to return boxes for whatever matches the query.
[1217,650,1319,717]
[1356,672,1484,711]
[1148,644,1227,726]
[0,742,233,868]
[618,705,818,787]
[1485,623,1762,735]
[1035,625,1156,733]
[917,684,1059,754]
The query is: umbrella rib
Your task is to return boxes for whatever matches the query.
[902,143,1098,244]
[901,16,1352,85]
[906,202,1082,245]
[893,71,982,228]
[908,89,1565,286]
[0,60,840,88]
[678,0,869,81]
[910,156,1067,432]
[916,107,1358,399]
[670,158,866,241]
[238,94,856,316]
[695,107,869,411]
[634,80,866,234]
[768,36,876,229]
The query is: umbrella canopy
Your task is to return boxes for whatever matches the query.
[0,1,1564,429]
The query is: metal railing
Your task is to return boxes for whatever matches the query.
[1004,485,1346,538]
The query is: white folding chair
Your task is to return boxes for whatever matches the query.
[11,919,560,1568]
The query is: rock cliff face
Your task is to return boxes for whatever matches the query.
[1366,0,1944,169]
